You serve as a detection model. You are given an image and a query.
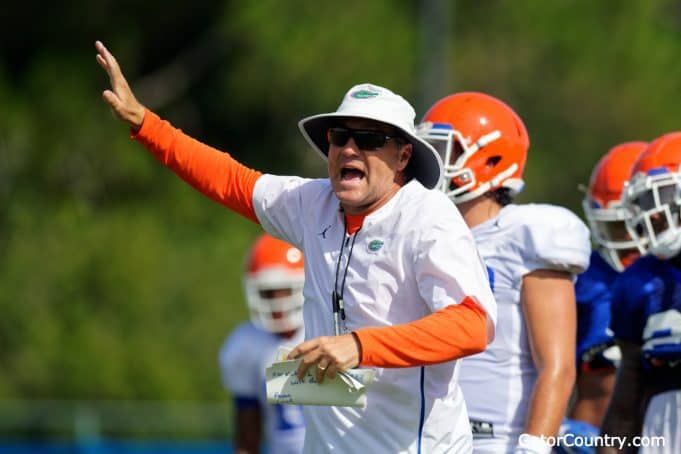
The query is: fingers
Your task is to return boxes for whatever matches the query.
[289,334,360,384]
[101,89,120,111]
[315,361,331,384]
[296,359,336,384]
[286,340,314,360]
[95,41,121,79]
[95,41,130,96]
[95,41,116,84]
[95,54,108,71]
[94,40,145,129]
[288,339,327,381]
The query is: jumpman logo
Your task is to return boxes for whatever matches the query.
[318,224,333,239]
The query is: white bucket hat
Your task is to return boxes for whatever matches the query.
[298,83,443,189]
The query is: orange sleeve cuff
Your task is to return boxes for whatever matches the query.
[132,109,262,223]
[353,296,488,368]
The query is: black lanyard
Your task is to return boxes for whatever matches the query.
[332,216,361,335]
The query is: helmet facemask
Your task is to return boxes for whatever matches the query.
[582,197,646,271]
[244,268,305,334]
[624,171,681,260]
[418,123,523,204]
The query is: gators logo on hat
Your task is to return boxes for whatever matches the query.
[351,89,379,99]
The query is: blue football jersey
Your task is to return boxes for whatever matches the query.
[611,255,681,366]
[556,418,600,454]
[574,251,620,371]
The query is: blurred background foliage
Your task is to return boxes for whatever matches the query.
[1,0,681,437]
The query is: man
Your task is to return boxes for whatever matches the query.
[96,41,497,452]
[219,233,306,454]
[600,132,681,454]
[418,92,591,453]
[557,142,647,454]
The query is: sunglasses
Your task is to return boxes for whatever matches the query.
[327,127,403,150]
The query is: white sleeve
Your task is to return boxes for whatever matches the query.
[520,205,591,275]
[251,174,310,250]
[414,196,498,337]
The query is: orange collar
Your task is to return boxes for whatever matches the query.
[345,213,366,234]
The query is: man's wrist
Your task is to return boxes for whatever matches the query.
[130,105,146,133]
[350,331,363,365]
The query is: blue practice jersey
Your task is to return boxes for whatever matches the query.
[611,255,681,367]
[574,251,620,372]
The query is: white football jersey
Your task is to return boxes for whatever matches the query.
[458,204,590,452]
[641,390,681,454]
[219,322,306,454]
[252,175,497,454]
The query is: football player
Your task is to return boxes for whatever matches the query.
[219,233,306,454]
[601,133,681,454]
[418,92,591,453]
[558,142,647,454]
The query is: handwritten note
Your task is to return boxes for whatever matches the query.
[265,348,376,407]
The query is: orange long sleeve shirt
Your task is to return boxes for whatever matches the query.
[133,110,489,367]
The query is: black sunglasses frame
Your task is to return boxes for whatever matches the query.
[327,127,403,151]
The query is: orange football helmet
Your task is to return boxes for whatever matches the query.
[243,233,305,334]
[582,141,648,271]
[623,132,681,259]
[417,92,529,203]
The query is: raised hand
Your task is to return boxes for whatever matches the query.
[95,41,145,130]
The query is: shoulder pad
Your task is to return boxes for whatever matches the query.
[499,204,591,274]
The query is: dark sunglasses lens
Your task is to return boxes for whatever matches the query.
[329,128,350,147]
[353,131,386,150]
[329,128,391,150]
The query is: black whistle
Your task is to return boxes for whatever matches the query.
[332,290,340,313]
[332,291,346,320]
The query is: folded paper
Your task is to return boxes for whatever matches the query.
[266,348,376,408]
